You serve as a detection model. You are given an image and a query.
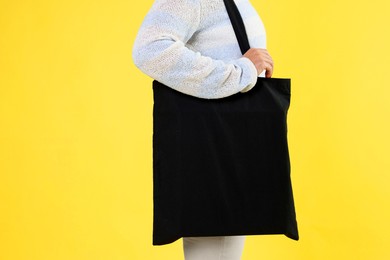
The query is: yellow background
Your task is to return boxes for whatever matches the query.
[1,0,389,259]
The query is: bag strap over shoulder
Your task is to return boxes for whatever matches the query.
[222,0,251,54]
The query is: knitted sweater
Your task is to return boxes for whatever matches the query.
[132,0,267,99]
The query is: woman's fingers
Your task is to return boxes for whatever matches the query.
[243,48,274,77]
[265,64,273,78]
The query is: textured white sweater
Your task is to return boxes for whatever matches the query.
[132,0,267,99]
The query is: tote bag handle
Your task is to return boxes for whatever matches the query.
[222,0,251,55]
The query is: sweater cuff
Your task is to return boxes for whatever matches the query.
[238,57,258,93]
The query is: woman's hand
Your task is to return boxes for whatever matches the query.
[243,48,274,78]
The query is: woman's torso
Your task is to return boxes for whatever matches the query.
[187,0,266,63]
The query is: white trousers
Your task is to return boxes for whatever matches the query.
[183,235,246,260]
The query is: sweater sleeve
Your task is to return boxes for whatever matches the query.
[131,0,258,99]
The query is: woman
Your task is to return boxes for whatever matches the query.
[132,0,280,259]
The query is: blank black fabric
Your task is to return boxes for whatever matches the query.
[151,0,299,245]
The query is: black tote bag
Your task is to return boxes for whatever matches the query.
[151,0,299,245]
